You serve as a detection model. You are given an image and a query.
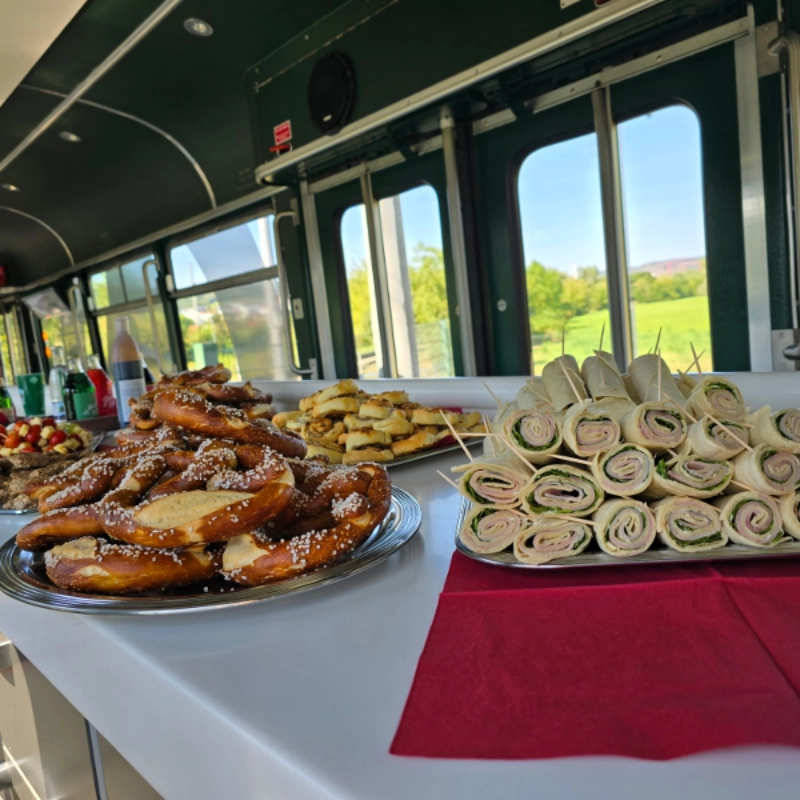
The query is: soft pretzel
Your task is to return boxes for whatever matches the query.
[206,445,294,493]
[147,442,238,501]
[36,458,121,513]
[45,537,220,594]
[157,364,232,387]
[128,398,161,430]
[114,425,184,448]
[205,382,272,407]
[221,463,392,585]
[152,389,307,458]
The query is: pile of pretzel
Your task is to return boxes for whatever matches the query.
[273,379,485,464]
[15,367,392,596]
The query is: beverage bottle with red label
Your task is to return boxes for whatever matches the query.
[86,354,117,417]
[111,317,146,426]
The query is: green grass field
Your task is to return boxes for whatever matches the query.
[532,295,713,373]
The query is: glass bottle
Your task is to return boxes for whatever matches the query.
[63,357,98,421]
[141,358,156,392]
[0,376,16,424]
[111,317,146,426]
[48,346,69,419]
[86,354,117,418]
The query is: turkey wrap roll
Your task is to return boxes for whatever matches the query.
[516,377,553,411]
[561,401,620,458]
[628,354,687,408]
[455,454,530,507]
[686,417,748,460]
[778,491,800,540]
[513,517,592,564]
[619,401,687,451]
[580,350,629,400]
[712,492,788,548]
[686,376,746,422]
[732,444,800,496]
[459,505,528,554]
[502,408,562,464]
[748,406,800,455]
[589,396,637,423]
[651,497,726,552]
[541,355,588,411]
[521,464,604,518]
[646,456,733,499]
[591,444,654,497]
[593,498,656,557]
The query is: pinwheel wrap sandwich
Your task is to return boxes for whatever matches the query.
[591,444,654,497]
[732,444,800,496]
[651,497,726,552]
[778,490,800,540]
[686,376,746,422]
[502,408,562,464]
[513,516,592,564]
[748,407,800,455]
[459,505,529,554]
[561,401,620,458]
[686,418,748,460]
[593,499,656,557]
[628,354,687,408]
[619,402,687,451]
[580,350,628,400]
[521,464,604,518]
[455,453,530,507]
[646,456,733,499]
[541,355,588,411]
[712,492,788,548]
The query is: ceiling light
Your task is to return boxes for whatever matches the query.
[1,184,20,192]
[59,131,81,143]
[183,18,213,37]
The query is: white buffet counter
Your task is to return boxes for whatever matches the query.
[1,374,800,800]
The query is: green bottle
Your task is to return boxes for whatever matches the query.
[63,357,98,421]
[0,377,16,424]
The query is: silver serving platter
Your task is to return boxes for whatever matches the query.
[0,487,421,614]
[454,498,800,568]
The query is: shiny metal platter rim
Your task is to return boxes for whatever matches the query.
[386,437,481,469]
[0,487,422,615]
[454,498,800,569]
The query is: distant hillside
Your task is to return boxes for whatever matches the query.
[630,257,704,277]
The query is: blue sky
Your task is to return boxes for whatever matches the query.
[341,104,706,275]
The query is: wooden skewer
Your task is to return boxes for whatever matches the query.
[690,342,704,377]
[561,326,566,358]
[730,478,759,493]
[653,327,663,355]
[549,452,591,466]
[437,470,461,491]
[703,412,753,452]
[482,380,503,410]
[442,413,474,463]
[556,515,598,528]
[657,349,663,403]
[483,414,497,457]
[598,321,606,353]
[685,349,706,374]
[559,358,583,404]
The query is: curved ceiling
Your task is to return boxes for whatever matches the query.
[0,0,345,285]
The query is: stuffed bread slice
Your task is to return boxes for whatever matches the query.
[651,497,726,552]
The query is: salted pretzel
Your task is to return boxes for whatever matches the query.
[128,398,161,430]
[17,454,170,551]
[34,457,122,513]
[221,463,392,585]
[204,382,272,408]
[152,389,307,459]
[45,537,220,594]
[114,425,185,449]
[157,363,232,387]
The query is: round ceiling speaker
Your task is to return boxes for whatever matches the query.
[307,51,356,136]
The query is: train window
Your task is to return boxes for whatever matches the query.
[168,211,298,381]
[618,105,711,370]
[170,214,276,291]
[90,254,176,377]
[340,185,454,378]
[0,309,16,381]
[518,134,609,369]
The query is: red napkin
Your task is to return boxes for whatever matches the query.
[391,553,800,760]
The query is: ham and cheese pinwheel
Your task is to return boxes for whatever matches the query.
[593,499,656,557]
[646,456,733,499]
[521,465,604,518]
[686,376,746,422]
[502,408,562,464]
[516,377,553,411]
[685,417,748,460]
[513,517,592,564]
[455,454,530,507]
[541,355,587,411]
[627,354,687,408]
[619,402,687,452]
[459,506,529,554]
[651,497,726,552]
[778,491,800,540]
[732,444,800,496]
[591,444,654,497]
[712,492,788,548]
[748,407,800,455]
[580,350,628,401]
[561,401,620,458]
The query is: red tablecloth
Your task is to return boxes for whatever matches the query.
[391,553,800,760]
